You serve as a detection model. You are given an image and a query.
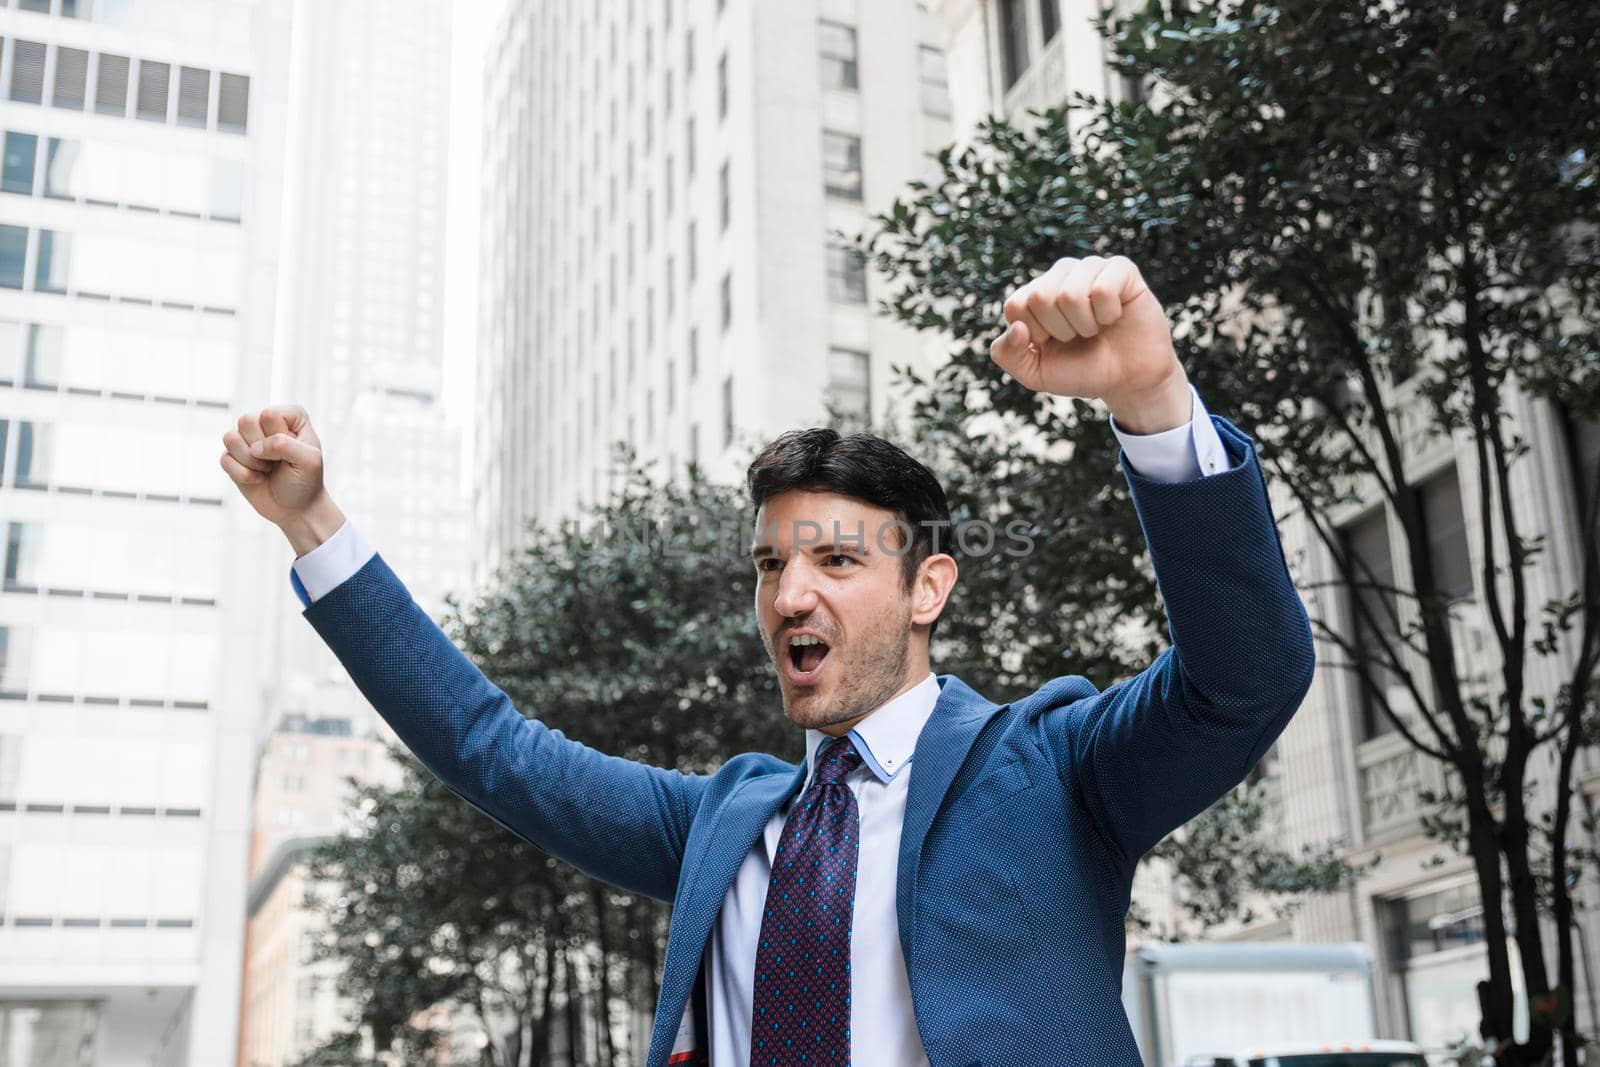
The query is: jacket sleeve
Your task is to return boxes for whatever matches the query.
[1034,414,1316,865]
[301,552,708,902]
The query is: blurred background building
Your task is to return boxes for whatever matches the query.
[471,0,955,586]
[935,0,1600,1049]
[237,0,468,1064]
[0,0,292,1063]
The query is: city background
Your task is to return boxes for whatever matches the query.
[0,0,1594,1065]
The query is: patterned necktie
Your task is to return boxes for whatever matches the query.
[749,735,864,1067]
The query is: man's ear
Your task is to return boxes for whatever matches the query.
[910,553,958,627]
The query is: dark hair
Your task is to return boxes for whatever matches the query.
[746,429,953,625]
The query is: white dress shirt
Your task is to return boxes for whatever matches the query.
[287,386,1228,1065]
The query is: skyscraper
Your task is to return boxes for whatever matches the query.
[0,0,292,1062]
[238,0,467,1060]
[474,0,954,586]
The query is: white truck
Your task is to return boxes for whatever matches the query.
[1122,942,1407,1067]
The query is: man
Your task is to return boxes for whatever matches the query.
[220,255,1314,1067]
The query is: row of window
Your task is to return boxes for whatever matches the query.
[2,129,246,222]
[1339,426,1600,747]
[818,18,950,118]
[0,418,227,503]
[1,316,237,406]
[0,801,201,817]
[0,622,216,705]
[5,520,223,603]
[2,35,249,134]
[1,840,205,923]
[1,914,196,928]
[998,0,1064,91]
[0,223,240,313]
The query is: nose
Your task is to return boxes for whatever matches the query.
[773,557,819,618]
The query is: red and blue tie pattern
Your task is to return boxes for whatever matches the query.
[749,735,863,1066]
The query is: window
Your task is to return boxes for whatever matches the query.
[998,0,1030,89]
[667,358,676,412]
[95,53,130,116]
[176,67,209,128]
[827,348,870,425]
[2,133,37,195]
[136,60,170,122]
[1342,507,1400,741]
[1566,412,1600,521]
[16,421,49,488]
[687,220,697,281]
[218,72,249,134]
[717,52,728,120]
[23,324,59,387]
[0,321,17,384]
[719,161,731,231]
[1039,0,1061,43]
[4,523,38,591]
[722,375,734,446]
[919,46,950,117]
[686,116,696,176]
[1419,466,1473,603]
[0,226,26,289]
[1121,69,1147,107]
[822,131,863,200]
[690,422,700,467]
[9,40,46,104]
[52,47,88,110]
[688,326,698,378]
[720,272,732,331]
[826,243,868,304]
[665,254,675,316]
[34,231,68,293]
[0,419,7,486]
[819,21,859,90]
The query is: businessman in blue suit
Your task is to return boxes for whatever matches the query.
[221,255,1314,1067]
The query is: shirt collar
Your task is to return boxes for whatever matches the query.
[802,672,940,786]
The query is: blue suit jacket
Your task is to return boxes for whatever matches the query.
[301,415,1315,1067]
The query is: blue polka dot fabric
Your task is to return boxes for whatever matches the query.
[749,736,862,1066]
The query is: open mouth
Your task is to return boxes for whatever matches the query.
[785,633,832,683]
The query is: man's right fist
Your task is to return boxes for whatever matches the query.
[220,405,345,555]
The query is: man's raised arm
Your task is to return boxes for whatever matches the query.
[220,405,708,902]
[990,255,1316,864]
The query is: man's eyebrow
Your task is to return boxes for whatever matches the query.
[809,540,871,556]
[749,540,873,559]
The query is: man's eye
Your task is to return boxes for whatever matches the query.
[757,558,782,573]
[824,554,853,567]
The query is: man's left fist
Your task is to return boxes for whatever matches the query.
[990,255,1188,432]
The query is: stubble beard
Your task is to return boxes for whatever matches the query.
[778,610,914,732]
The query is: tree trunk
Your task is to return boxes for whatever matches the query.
[592,883,617,1067]
[539,936,557,1066]
[564,947,583,1067]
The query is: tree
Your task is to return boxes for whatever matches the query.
[296,458,792,1067]
[856,0,1599,1061]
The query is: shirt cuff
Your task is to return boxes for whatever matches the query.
[289,520,376,608]
[1109,384,1230,483]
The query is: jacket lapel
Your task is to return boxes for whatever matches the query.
[647,761,808,1067]
[895,674,1002,965]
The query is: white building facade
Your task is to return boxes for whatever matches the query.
[474,0,955,584]
[0,0,292,1064]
